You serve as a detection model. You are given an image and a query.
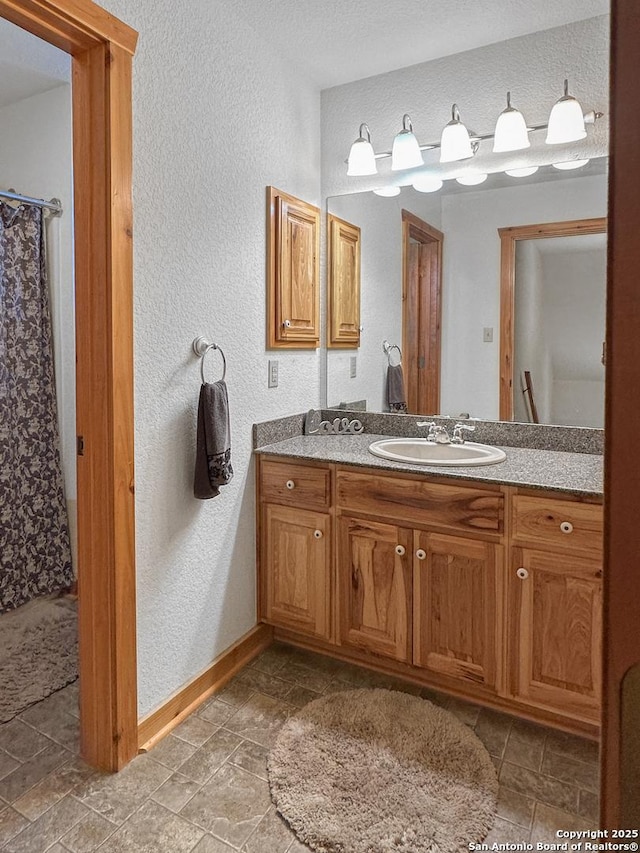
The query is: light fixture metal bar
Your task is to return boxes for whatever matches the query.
[365,110,604,164]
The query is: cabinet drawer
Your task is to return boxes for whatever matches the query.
[512,495,603,555]
[260,459,330,510]
[336,469,503,536]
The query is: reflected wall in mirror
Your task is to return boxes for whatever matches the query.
[499,219,607,428]
[326,161,608,425]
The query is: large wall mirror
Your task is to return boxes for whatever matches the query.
[325,159,608,427]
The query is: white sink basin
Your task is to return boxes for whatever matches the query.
[368,438,506,467]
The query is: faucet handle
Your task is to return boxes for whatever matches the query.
[416,421,437,442]
[452,423,476,444]
[416,421,436,429]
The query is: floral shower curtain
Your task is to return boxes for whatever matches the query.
[0,202,73,612]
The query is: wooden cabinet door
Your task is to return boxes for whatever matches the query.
[508,547,602,722]
[267,187,320,348]
[327,214,361,348]
[413,532,501,690]
[263,504,331,640]
[338,517,412,662]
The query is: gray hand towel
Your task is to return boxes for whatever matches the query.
[194,381,233,499]
[387,363,408,413]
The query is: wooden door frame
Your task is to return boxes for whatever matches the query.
[401,209,443,414]
[498,217,607,421]
[603,0,640,825]
[0,0,138,771]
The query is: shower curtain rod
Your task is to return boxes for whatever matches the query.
[0,188,63,216]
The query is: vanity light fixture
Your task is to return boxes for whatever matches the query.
[372,186,401,197]
[552,158,590,170]
[505,166,539,177]
[546,79,587,144]
[347,123,378,176]
[440,104,474,163]
[391,114,424,171]
[456,172,488,186]
[412,174,444,193]
[493,92,530,152]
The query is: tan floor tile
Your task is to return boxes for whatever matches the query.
[0,743,72,803]
[576,788,600,822]
[283,685,320,708]
[20,685,79,725]
[237,668,294,701]
[2,795,88,853]
[11,756,96,821]
[445,697,481,727]
[191,834,236,852]
[419,687,450,708]
[242,807,295,853]
[98,800,204,853]
[61,810,116,852]
[172,715,219,747]
[497,786,536,829]
[227,740,269,781]
[277,663,332,693]
[544,730,599,765]
[25,711,79,753]
[75,753,172,824]
[503,721,546,772]
[286,839,312,852]
[0,807,30,847]
[0,752,20,783]
[151,772,202,812]
[45,845,67,852]
[146,734,197,771]
[283,648,343,675]
[249,645,292,676]
[500,762,579,813]
[483,816,530,844]
[530,802,597,843]
[196,698,235,727]
[0,720,52,762]
[541,750,599,794]
[224,693,292,748]
[180,763,271,848]
[214,679,255,708]
[475,709,513,759]
[178,729,243,785]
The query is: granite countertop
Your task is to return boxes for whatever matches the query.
[255,434,603,497]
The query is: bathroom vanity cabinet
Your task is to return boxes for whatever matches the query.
[256,455,603,736]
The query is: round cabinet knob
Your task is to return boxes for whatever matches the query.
[395,545,406,556]
[560,521,574,534]
[285,480,295,490]
[416,549,427,560]
[313,529,323,539]
[516,567,529,580]
[283,319,291,328]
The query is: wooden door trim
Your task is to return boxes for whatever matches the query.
[401,209,444,415]
[603,0,640,826]
[498,217,607,421]
[0,0,138,771]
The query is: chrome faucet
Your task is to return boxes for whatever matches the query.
[417,422,451,444]
[452,423,476,444]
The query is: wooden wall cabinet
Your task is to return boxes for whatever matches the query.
[327,214,361,348]
[267,187,320,348]
[257,455,603,737]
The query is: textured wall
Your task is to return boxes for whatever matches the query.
[321,16,609,198]
[99,0,321,715]
[0,85,76,562]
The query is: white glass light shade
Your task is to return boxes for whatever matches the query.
[440,105,473,163]
[493,93,530,152]
[505,166,539,177]
[546,80,587,144]
[391,114,424,170]
[412,174,443,193]
[347,124,377,176]
[552,159,590,171]
[456,173,488,186]
[373,186,401,197]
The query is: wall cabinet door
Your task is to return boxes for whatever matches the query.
[267,187,320,348]
[263,504,331,640]
[327,214,361,348]
[508,547,602,722]
[338,517,412,662]
[413,531,501,691]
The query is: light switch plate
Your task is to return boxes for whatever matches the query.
[350,356,357,378]
[483,327,494,343]
[268,360,279,388]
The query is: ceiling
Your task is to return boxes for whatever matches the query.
[0,0,609,108]
[0,17,70,110]
[231,0,610,88]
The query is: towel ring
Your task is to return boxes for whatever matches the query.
[192,336,227,384]
[382,340,402,367]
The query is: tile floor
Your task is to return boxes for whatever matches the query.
[0,643,599,852]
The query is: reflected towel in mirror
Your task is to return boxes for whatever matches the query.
[387,364,407,413]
